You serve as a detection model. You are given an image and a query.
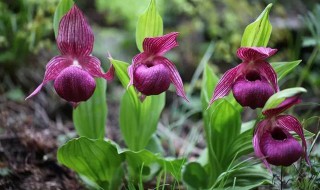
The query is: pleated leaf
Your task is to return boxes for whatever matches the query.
[136,0,163,52]
[73,78,107,139]
[182,162,208,189]
[241,4,273,47]
[57,137,123,187]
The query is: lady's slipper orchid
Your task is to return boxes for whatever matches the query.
[208,47,279,109]
[253,95,310,170]
[128,32,187,101]
[26,5,113,107]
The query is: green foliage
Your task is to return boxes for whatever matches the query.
[0,0,58,69]
[193,63,271,188]
[110,59,165,151]
[57,137,124,189]
[73,78,107,139]
[241,4,272,47]
[271,60,302,81]
[121,149,185,182]
[182,162,208,189]
[262,87,307,112]
[53,0,74,38]
[136,0,163,52]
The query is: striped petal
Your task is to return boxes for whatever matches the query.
[57,5,94,56]
[143,32,179,55]
[208,64,242,107]
[257,61,279,92]
[26,56,72,99]
[237,47,277,62]
[79,56,114,80]
[276,115,310,165]
[158,57,188,101]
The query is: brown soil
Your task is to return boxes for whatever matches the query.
[0,97,86,190]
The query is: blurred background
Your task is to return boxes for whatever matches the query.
[0,0,319,189]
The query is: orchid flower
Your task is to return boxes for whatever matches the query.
[253,95,310,171]
[128,32,188,101]
[208,47,279,109]
[26,5,113,107]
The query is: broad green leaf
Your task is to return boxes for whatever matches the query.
[53,0,74,38]
[182,162,208,189]
[136,0,163,52]
[57,137,123,189]
[111,59,165,151]
[262,87,307,112]
[73,78,107,139]
[241,4,272,47]
[121,149,185,182]
[271,60,302,81]
[209,100,241,168]
[120,92,165,150]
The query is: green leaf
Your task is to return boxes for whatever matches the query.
[53,0,74,38]
[57,137,123,188]
[120,92,165,150]
[121,149,185,182]
[182,162,208,189]
[262,87,307,112]
[271,60,302,81]
[209,100,241,167]
[73,78,107,139]
[214,161,272,189]
[110,59,165,151]
[136,0,163,52]
[241,3,273,47]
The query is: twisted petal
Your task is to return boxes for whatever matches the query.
[79,56,113,80]
[158,57,188,101]
[57,5,94,56]
[263,96,301,117]
[276,115,310,165]
[143,32,179,56]
[208,64,242,107]
[253,120,272,171]
[237,47,277,62]
[26,56,72,100]
[257,61,279,92]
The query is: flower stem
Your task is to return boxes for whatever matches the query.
[280,166,283,190]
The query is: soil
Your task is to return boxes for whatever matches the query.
[0,97,87,190]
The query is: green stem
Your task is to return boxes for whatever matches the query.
[297,45,319,87]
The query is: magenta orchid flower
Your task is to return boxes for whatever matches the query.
[253,95,310,171]
[128,32,188,101]
[208,47,279,109]
[25,5,113,107]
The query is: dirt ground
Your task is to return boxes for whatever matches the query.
[0,96,87,190]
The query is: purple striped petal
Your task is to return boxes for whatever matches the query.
[57,5,94,56]
[276,115,310,165]
[208,64,242,107]
[263,96,301,117]
[79,56,113,80]
[26,56,72,100]
[143,32,179,56]
[159,57,188,101]
[237,47,277,62]
[257,61,279,92]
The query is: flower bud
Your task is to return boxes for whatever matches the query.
[54,66,96,102]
